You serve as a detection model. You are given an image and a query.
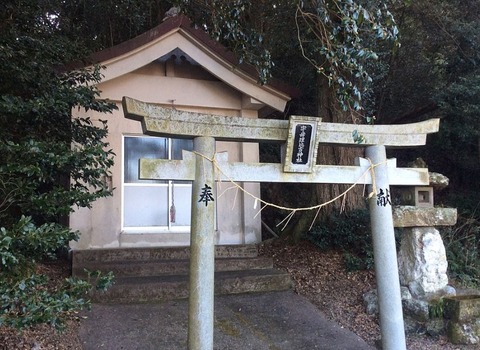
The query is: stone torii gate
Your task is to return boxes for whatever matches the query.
[122,96,440,350]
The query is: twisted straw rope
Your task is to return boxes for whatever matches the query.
[194,151,383,230]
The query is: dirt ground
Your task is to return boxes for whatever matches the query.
[0,239,478,349]
[260,239,478,350]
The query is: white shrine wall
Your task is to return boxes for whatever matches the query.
[70,61,264,249]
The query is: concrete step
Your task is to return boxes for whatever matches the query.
[91,269,293,303]
[72,244,258,267]
[73,256,274,278]
[73,245,292,303]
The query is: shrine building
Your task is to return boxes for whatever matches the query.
[69,15,295,250]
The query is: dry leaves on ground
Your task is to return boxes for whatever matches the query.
[260,238,478,350]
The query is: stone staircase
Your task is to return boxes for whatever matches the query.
[71,245,292,303]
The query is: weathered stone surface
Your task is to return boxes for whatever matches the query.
[442,285,457,297]
[421,285,457,302]
[403,316,445,336]
[408,157,427,168]
[444,295,480,322]
[363,287,412,316]
[397,186,434,208]
[393,206,457,227]
[402,298,430,322]
[429,172,450,189]
[403,316,427,335]
[363,287,448,336]
[397,227,449,297]
[124,97,440,146]
[401,286,413,300]
[426,318,446,337]
[363,289,378,315]
[447,319,480,345]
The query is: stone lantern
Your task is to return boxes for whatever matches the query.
[399,186,434,208]
[394,172,456,298]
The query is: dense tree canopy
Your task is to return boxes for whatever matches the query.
[375,0,480,194]
[179,0,399,116]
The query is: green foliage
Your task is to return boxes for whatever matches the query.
[307,209,374,271]
[352,129,366,144]
[295,0,398,112]
[440,216,480,288]
[373,0,480,123]
[0,274,88,330]
[0,217,114,330]
[428,298,445,319]
[177,0,274,83]
[178,0,398,112]
[0,273,114,330]
[84,270,115,292]
[59,0,174,50]
[428,73,480,189]
[0,38,116,226]
[0,0,116,222]
[0,216,77,276]
[366,0,480,286]
[0,0,117,329]
[435,190,480,288]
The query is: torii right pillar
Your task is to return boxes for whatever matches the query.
[367,145,407,350]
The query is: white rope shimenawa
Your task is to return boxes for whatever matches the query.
[193,150,384,230]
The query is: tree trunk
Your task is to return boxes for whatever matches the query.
[317,75,366,210]
[285,75,366,241]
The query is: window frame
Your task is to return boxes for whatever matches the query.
[121,134,192,234]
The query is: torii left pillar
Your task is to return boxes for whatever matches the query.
[188,136,216,350]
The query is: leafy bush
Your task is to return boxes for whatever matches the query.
[428,298,445,319]
[441,218,480,288]
[307,209,374,271]
[1,274,88,330]
[1,273,114,330]
[0,216,114,330]
[0,2,117,330]
[0,216,77,275]
[434,189,480,288]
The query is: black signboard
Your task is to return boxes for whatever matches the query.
[284,116,320,173]
[291,124,313,164]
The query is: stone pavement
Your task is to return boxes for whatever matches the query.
[78,290,374,350]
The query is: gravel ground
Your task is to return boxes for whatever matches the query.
[1,239,478,349]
